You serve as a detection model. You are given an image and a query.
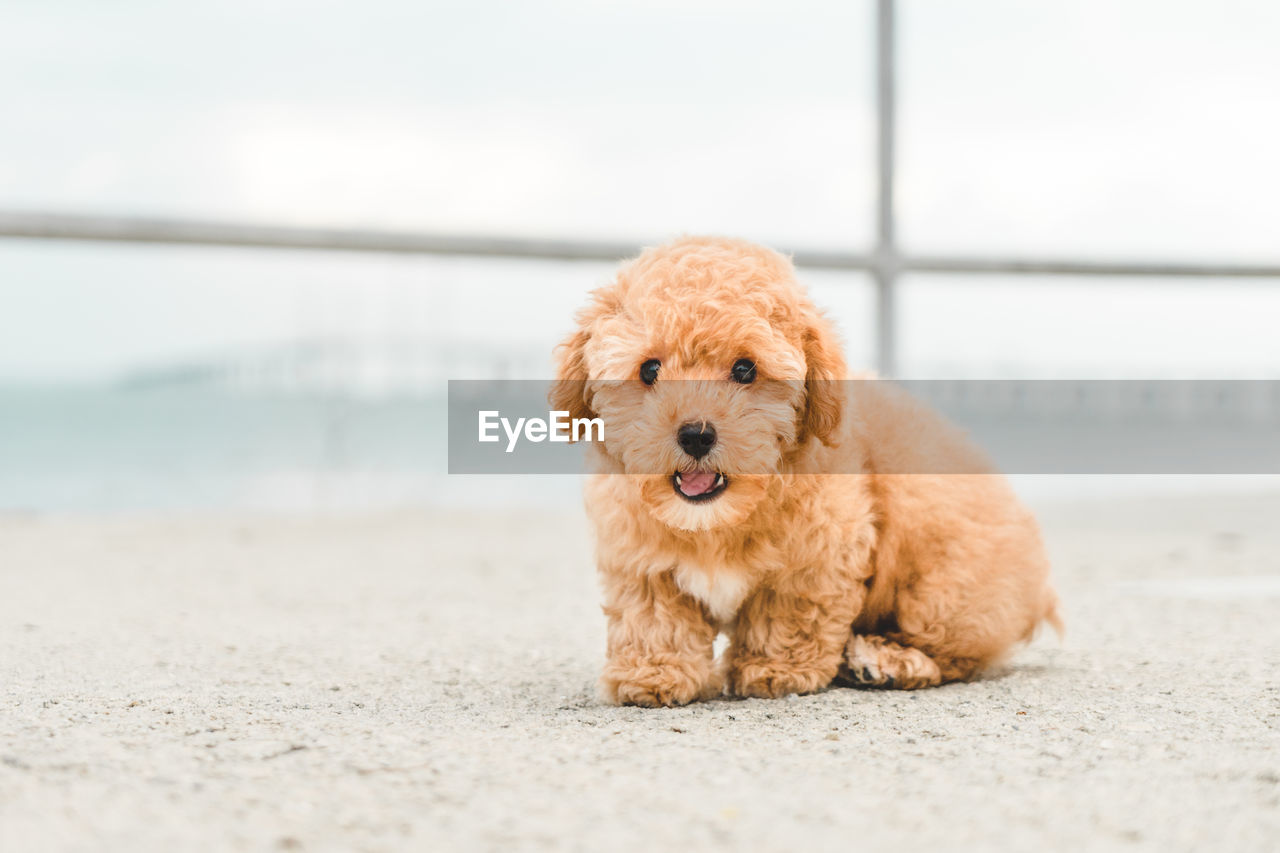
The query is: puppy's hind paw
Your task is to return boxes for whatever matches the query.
[843,634,942,690]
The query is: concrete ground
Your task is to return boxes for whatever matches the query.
[1,492,1278,852]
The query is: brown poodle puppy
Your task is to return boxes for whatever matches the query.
[552,236,1059,706]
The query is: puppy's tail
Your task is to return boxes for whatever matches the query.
[1040,588,1065,640]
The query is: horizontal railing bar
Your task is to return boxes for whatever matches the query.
[0,209,873,269]
[0,210,873,270]
[0,210,644,263]
[2,211,1279,278]
[905,255,1280,278]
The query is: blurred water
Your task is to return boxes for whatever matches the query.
[3,384,1277,513]
[0,385,449,512]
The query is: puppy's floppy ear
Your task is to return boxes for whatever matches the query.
[550,325,595,423]
[800,309,847,446]
[549,289,617,424]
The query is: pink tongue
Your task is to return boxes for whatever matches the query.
[679,471,717,496]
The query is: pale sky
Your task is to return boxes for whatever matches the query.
[2,0,1278,382]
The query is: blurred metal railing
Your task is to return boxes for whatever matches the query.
[2,0,1279,376]
[0,210,871,269]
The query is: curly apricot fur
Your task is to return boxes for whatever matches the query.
[554,237,1060,706]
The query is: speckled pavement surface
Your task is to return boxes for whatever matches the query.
[1,492,1277,851]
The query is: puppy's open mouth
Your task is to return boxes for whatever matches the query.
[672,470,728,503]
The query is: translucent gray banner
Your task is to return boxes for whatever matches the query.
[447,380,1280,474]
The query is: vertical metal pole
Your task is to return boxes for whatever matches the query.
[874,0,898,377]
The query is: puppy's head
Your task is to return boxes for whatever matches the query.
[552,236,846,532]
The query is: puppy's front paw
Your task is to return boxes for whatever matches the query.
[600,656,719,707]
[728,657,833,699]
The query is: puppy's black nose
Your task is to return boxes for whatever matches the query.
[677,422,717,459]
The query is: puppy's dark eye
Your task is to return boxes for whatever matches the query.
[640,359,661,386]
[731,359,756,384]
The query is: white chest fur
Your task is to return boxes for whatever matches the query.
[673,563,752,623]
